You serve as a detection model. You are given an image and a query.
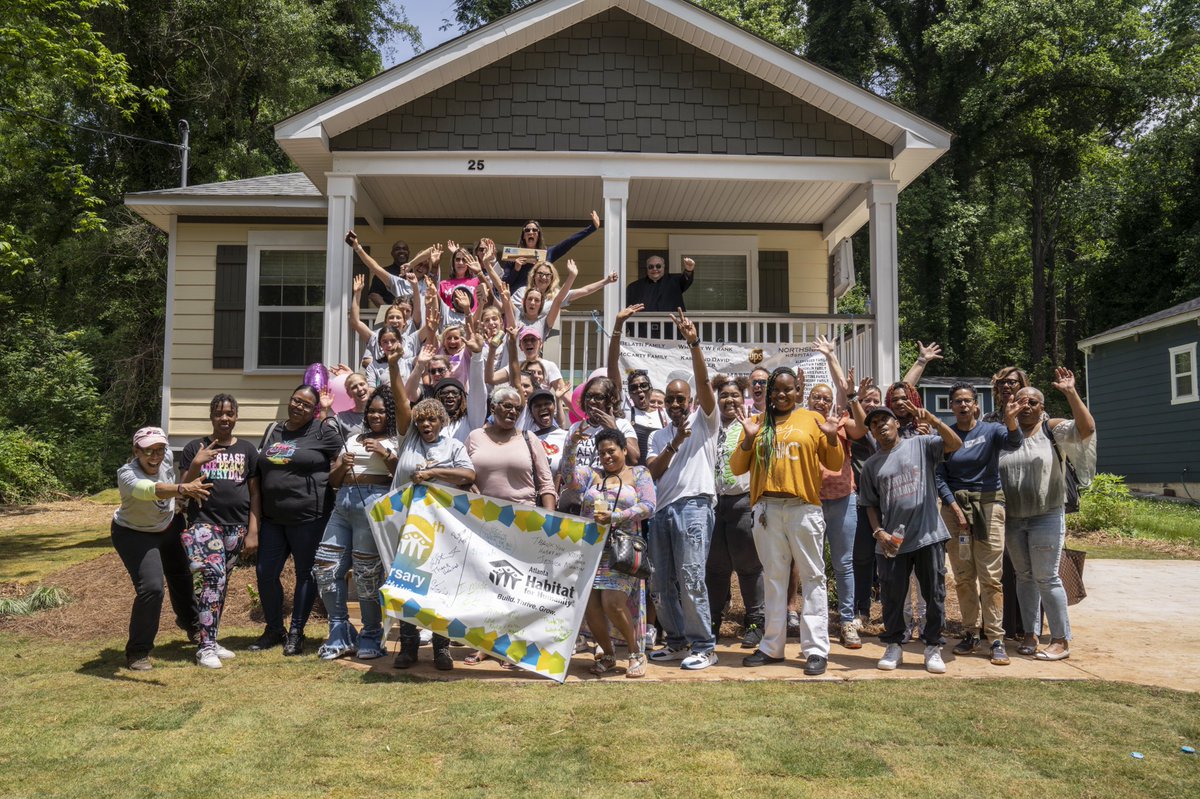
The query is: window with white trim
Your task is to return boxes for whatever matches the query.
[1169,342,1198,404]
[935,393,951,414]
[246,232,326,371]
[668,235,758,312]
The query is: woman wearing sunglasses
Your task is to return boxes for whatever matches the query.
[500,212,600,294]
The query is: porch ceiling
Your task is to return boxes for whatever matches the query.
[359,175,854,224]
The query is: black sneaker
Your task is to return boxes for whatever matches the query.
[741,649,785,666]
[953,634,979,656]
[393,647,418,669]
[282,629,305,657]
[248,628,286,651]
[803,655,827,676]
[739,624,764,649]
[786,610,801,637]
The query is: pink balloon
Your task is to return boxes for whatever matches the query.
[303,363,329,394]
[328,374,355,413]
[569,383,585,423]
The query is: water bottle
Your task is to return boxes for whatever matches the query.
[886,524,905,557]
[958,533,971,560]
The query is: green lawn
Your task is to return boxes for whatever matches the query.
[0,503,113,583]
[1130,499,1200,544]
[1,630,1199,798]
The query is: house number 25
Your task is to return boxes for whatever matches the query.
[467,159,485,171]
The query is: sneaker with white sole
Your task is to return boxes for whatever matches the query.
[196,648,223,669]
[852,615,866,631]
[648,645,689,662]
[213,644,235,660]
[924,645,946,674]
[680,650,718,670]
[877,643,903,670]
[840,621,862,650]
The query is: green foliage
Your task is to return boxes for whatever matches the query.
[0,586,71,617]
[1070,473,1135,535]
[0,430,66,505]
[692,0,805,54]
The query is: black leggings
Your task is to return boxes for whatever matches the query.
[111,516,197,658]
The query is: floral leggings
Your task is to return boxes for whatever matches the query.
[180,523,247,649]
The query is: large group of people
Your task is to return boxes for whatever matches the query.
[111,222,1097,678]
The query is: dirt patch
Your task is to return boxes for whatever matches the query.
[1069,530,1200,559]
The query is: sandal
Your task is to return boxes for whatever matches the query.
[1035,642,1070,661]
[1017,637,1038,657]
[589,653,617,675]
[463,650,488,666]
[626,653,647,679]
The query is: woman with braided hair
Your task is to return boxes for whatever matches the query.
[730,366,843,676]
[885,381,926,437]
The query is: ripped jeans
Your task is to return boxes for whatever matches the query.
[649,496,716,654]
[313,484,390,656]
[180,522,246,649]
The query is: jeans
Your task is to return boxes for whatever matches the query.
[752,497,829,659]
[852,506,877,617]
[180,522,246,649]
[313,484,389,656]
[649,496,716,653]
[111,517,198,658]
[822,492,857,625]
[256,515,328,634]
[878,540,947,646]
[1006,509,1071,641]
[940,496,1005,641]
[706,493,765,631]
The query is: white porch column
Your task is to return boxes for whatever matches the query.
[602,178,629,339]
[324,173,358,368]
[868,180,900,382]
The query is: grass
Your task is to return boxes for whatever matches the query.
[1,630,1199,798]
[1129,499,1200,544]
[0,586,70,616]
[0,491,117,584]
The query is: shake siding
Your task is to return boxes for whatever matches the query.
[166,221,830,442]
[1088,322,1200,483]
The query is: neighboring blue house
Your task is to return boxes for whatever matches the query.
[917,377,994,424]
[1079,297,1200,498]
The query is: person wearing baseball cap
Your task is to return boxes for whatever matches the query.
[111,426,212,671]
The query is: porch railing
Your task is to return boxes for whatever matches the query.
[547,311,876,385]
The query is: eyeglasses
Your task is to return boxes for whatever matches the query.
[997,378,1021,387]
[495,401,523,413]
[140,446,167,457]
[437,389,462,399]
[289,397,315,411]
[751,380,768,387]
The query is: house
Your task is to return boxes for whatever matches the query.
[917,377,995,423]
[1078,297,1200,497]
[123,0,951,447]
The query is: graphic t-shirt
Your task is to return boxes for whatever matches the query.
[257,419,342,523]
[858,435,949,554]
[180,438,259,527]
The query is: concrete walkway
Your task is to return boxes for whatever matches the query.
[342,560,1200,691]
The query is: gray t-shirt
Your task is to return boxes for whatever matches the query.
[858,435,949,554]
[999,420,1096,519]
[112,451,177,532]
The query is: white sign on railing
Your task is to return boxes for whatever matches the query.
[617,337,833,403]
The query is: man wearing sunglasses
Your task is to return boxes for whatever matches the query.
[625,255,696,313]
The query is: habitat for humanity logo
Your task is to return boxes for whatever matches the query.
[387,515,437,596]
[488,560,524,591]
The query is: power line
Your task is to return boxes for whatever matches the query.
[0,105,186,150]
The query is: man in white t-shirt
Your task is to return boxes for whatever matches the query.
[645,309,720,670]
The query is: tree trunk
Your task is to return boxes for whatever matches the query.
[1030,172,1047,365]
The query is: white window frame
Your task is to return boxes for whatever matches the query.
[1169,342,1198,405]
[934,393,951,414]
[668,234,759,313]
[244,231,327,374]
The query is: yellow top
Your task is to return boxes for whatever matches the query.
[729,409,845,506]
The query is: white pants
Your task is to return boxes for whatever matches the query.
[752,497,829,659]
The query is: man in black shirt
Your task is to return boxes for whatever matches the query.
[625,255,696,311]
[367,239,411,307]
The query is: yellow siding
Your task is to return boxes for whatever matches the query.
[167,221,829,442]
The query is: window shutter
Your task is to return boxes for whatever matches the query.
[212,245,247,369]
[758,250,789,313]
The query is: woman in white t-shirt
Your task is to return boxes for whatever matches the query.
[559,376,639,513]
[313,386,398,662]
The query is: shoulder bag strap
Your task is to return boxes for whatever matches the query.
[523,430,545,498]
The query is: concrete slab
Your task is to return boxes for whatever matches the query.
[339,560,1200,691]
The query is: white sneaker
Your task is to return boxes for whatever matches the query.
[213,644,235,660]
[419,628,433,644]
[877,643,903,670]
[196,648,223,669]
[680,650,718,670]
[852,614,866,631]
[924,645,946,674]
[648,645,689,662]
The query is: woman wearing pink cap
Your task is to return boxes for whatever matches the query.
[111,426,212,671]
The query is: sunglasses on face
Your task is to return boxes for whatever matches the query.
[647,263,665,270]
[429,367,449,376]
[629,382,651,392]
[523,227,539,233]
[997,378,1021,387]
[752,380,768,387]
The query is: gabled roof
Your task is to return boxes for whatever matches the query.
[124,173,324,230]
[1079,297,1200,350]
[275,0,950,195]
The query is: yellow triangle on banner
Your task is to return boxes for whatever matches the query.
[506,641,527,664]
[426,486,453,507]
[558,518,585,542]
[538,649,567,675]
[513,510,546,532]
[415,608,440,628]
[469,498,487,519]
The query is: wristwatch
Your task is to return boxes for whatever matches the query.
[687,339,700,348]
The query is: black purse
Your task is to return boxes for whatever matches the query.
[597,472,653,580]
[1044,421,1081,514]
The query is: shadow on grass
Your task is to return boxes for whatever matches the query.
[0,529,110,558]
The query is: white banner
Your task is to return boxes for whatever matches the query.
[369,483,604,682]
[617,337,833,404]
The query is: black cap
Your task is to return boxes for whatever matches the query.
[433,377,466,394]
[864,406,896,427]
[528,388,555,406]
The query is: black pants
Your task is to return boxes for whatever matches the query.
[1001,549,1026,638]
[400,622,450,652]
[852,506,877,617]
[706,493,765,630]
[256,517,327,633]
[877,540,947,646]
[111,517,198,659]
